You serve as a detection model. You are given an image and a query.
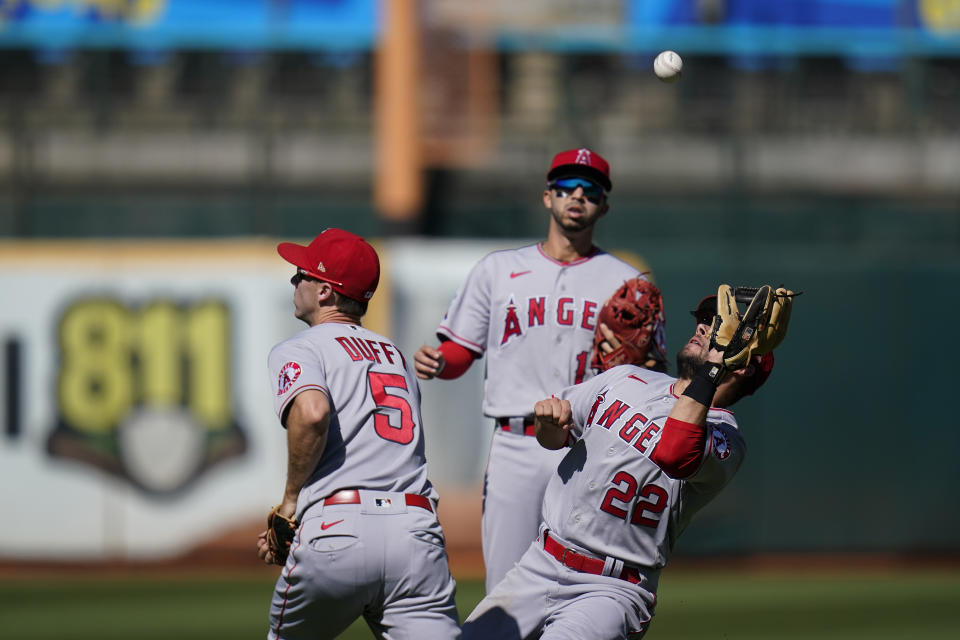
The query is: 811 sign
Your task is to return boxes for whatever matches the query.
[47,297,247,495]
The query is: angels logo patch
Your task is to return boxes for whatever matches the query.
[277,362,302,395]
[711,427,731,460]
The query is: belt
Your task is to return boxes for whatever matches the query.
[543,531,642,585]
[323,489,434,513]
[496,417,536,437]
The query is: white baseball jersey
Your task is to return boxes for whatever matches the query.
[268,322,437,518]
[546,364,745,572]
[266,322,459,639]
[436,242,666,591]
[437,243,650,417]
[462,366,745,639]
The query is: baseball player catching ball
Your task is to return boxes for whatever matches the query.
[414,148,666,592]
[257,229,460,640]
[461,285,795,639]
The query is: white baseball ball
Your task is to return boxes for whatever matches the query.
[653,50,683,83]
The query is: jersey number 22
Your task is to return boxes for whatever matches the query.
[600,471,668,527]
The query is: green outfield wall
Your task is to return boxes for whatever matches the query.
[1,193,957,555]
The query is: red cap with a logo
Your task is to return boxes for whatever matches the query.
[277,229,380,301]
[546,147,612,192]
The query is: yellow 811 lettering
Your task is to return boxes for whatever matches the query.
[138,301,181,407]
[57,297,234,435]
[59,300,134,433]
[185,301,231,430]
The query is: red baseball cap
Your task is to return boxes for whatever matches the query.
[691,295,718,324]
[546,148,612,192]
[277,229,380,302]
[690,294,774,395]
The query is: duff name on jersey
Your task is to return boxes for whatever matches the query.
[334,335,409,369]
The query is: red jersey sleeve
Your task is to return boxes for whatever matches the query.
[437,340,480,380]
[650,417,707,479]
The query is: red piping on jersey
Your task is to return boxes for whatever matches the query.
[437,326,485,352]
[274,520,306,637]
[650,417,707,479]
[628,374,648,384]
[437,340,479,379]
[535,243,600,266]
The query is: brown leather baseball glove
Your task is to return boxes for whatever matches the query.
[265,505,298,566]
[591,277,665,372]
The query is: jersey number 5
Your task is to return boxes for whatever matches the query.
[599,471,668,528]
[368,372,416,444]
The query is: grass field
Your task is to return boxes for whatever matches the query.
[2,568,958,639]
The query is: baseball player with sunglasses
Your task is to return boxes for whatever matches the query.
[414,149,666,593]
[257,229,460,639]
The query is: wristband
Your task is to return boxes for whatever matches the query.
[700,361,726,386]
[682,362,724,406]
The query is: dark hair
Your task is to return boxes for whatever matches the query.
[333,290,368,317]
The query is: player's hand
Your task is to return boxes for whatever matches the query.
[534,397,574,450]
[534,397,573,432]
[707,346,726,365]
[414,345,446,380]
[276,497,297,520]
[256,529,275,565]
[597,323,622,355]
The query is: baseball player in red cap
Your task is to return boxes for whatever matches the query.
[258,228,461,639]
[460,289,792,639]
[414,149,666,592]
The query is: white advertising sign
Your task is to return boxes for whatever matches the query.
[0,238,506,560]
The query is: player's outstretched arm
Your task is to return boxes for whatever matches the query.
[671,346,726,422]
[534,397,574,450]
[414,345,446,379]
[650,347,724,479]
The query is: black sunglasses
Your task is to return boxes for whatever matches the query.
[692,309,715,327]
[293,268,344,288]
[292,268,321,285]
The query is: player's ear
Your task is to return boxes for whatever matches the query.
[316,282,336,304]
[542,189,553,209]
